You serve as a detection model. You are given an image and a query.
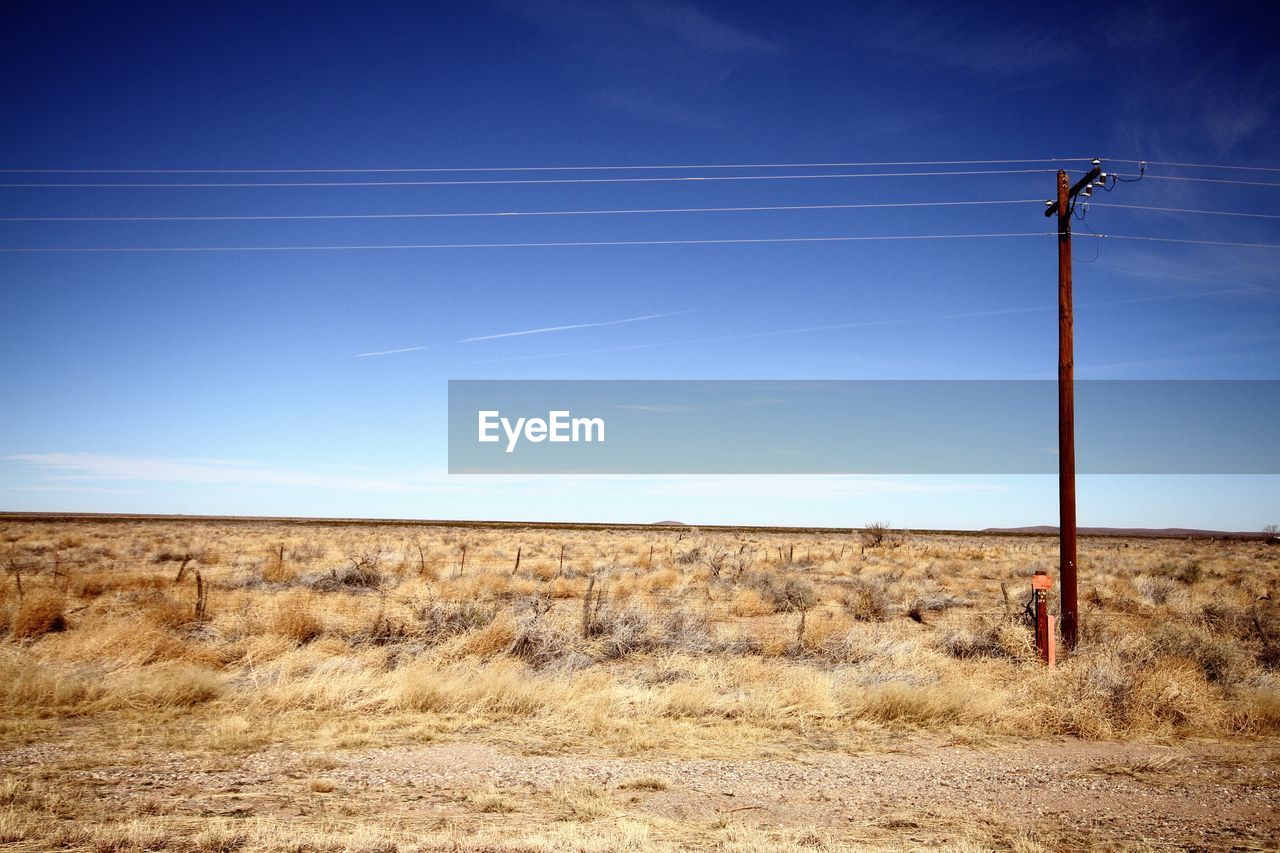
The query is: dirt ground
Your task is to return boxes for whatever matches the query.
[3,734,1277,850]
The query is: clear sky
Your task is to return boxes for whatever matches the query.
[1,1,1277,530]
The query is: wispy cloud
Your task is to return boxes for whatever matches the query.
[4,453,420,492]
[4,453,1001,499]
[497,0,779,63]
[626,1,780,57]
[857,2,1075,79]
[458,309,693,343]
[1103,5,1278,159]
[495,0,780,127]
[591,89,723,130]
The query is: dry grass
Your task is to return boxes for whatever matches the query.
[0,517,1277,848]
[1,518,1277,743]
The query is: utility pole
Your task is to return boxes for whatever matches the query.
[1045,158,1102,653]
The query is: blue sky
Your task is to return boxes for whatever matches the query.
[1,1,1277,529]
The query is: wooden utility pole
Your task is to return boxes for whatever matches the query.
[1045,159,1102,652]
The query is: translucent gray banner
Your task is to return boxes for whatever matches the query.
[447,380,1279,474]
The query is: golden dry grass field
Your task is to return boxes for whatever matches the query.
[1,515,1278,851]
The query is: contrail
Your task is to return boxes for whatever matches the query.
[464,287,1270,365]
[464,306,1044,364]
[457,310,694,343]
[355,345,429,358]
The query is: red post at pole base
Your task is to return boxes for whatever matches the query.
[1032,570,1053,666]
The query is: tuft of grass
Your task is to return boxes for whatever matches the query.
[101,663,225,709]
[9,594,67,639]
[617,775,669,791]
[271,596,326,645]
[465,786,516,813]
[550,783,614,821]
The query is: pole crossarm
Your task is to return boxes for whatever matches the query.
[1044,160,1104,217]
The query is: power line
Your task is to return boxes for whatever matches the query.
[0,232,1054,253]
[0,158,1098,174]
[1082,234,1280,250]
[1089,202,1280,220]
[1115,173,1280,189]
[1110,159,1280,174]
[0,198,1045,223]
[10,157,1276,176]
[5,232,1276,254]
[0,168,1060,189]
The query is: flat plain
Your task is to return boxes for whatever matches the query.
[1,516,1277,851]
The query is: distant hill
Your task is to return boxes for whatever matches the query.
[650,520,688,526]
[985,526,1266,540]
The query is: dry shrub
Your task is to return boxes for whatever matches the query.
[1151,559,1202,585]
[588,605,653,660]
[506,613,580,669]
[840,580,890,622]
[661,607,714,653]
[860,522,890,548]
[740,570,818,613]
[940,618,1032,661]
[288,541,327,564]
[674,545,703,566]
[10,594,67,639]
[1135,575,1177,606]
[1197,601,1252,638]
[1017,636,1229,738]
[1149,621,1253,686]
[415,599,498,641]
[298,563,384,592]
